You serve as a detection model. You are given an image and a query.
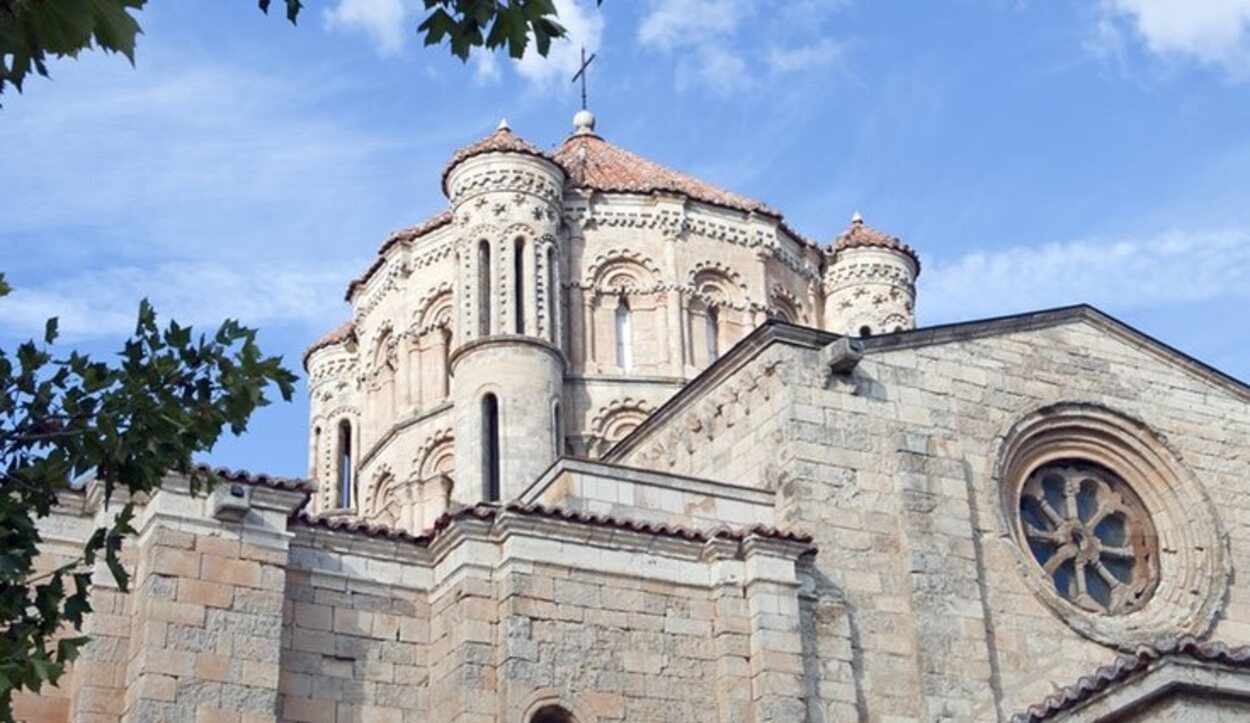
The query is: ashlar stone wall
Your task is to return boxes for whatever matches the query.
[611,312,1250,721]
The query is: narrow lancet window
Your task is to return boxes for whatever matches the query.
[478,240,492,337]
[706,307,719,363]
[546,247,557,343]
[552,400,563,458]
[336,420,353,508]
[615,297,633,371]
[514,238,526,334]
[481,394,500,502]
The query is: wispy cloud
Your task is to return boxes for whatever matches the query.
[920,227,1250,323]
[0,47,439,345]
[1,262,354,342]
[638,0,852,93]
[324,0,411,56]
[1094,0,1250,80]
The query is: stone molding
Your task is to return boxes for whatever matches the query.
[993,401,1230,649]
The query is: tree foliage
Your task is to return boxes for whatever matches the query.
[0,273,296,718]
[0,0,597,99]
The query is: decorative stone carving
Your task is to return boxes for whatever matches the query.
[995,402,1230,649]
[1018,461,1158,614]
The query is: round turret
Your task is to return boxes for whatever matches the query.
[444,121,569,505]
[822,213,920,337]
[303,321,362,515]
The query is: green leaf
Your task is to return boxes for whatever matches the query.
[88,0,144,63]
[44,318,58,345]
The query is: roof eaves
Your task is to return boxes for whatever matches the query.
[1011,637,1250,721]
[607,304,1250,459]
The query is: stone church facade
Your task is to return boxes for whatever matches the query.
[19,112,1250,722]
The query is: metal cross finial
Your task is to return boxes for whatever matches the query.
[571,46,596,111]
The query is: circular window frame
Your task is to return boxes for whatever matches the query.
[1016,460,1160,614]
[994,402,1229,650]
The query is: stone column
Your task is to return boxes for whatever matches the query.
[426,521,498,723]
[705,539,752,723]
[741,536,808,722]
[667,291,684,377]
[119,477,302,723]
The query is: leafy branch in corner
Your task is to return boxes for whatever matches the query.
[0,272,296,718]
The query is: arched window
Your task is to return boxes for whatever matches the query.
[477,240,492,337]
[546,246,557,343]
[552,400,563,458]
[706,307,719,363]
[614,296,632,371]
[439,326,452,398]
[859,325,872,338]
[312,425,322,479]
[514,237,526,334]
[481,394,500,502]
[336,420,353,508]
[530,706,577,723]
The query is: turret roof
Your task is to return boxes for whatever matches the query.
[440,121,556,193]
[302,319,356,368]
[833,215,921,271]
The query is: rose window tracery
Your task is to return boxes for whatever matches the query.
[1018,461,1158,614]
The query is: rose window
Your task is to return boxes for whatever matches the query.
[1018,462,1158,614]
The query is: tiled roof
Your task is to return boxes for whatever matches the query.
[440,123,554,193]
[345,210,455,301]
[553,132,781,218]
[834,216,921,270]
[193,463,312,493]
[1011,637,1250,722]
[377,210,454,257]
[294,501,815,550]
[302,320,355,366]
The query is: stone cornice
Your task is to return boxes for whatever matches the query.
[356,401,453,470]
[607,305,1250,461]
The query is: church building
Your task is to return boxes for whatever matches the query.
[21,111,1250,722]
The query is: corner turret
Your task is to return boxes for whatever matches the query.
[822,213,920,337]
[444,121,569,505]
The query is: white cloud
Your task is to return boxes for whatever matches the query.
[638,0,748,48]
[1,262,353,342]
[473,51,502,83]
[638,0,852,93]
[1097,0,1250,78]
[324,0,412,56]
[920,228,1250,323]
[767,38,849,76]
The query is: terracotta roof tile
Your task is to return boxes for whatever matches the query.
[440,124,554,193]
[378,210,454,256]
[553,133,781,218]
[293,501,815,551]
[344,210,455,301]
[834,216,921,271]
[193,463,312,493]
[302,320,355,366]
[1011,637,1250,722]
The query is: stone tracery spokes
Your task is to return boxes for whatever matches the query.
[1020,463,1157,615]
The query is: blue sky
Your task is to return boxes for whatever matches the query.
[2,0,1249,477]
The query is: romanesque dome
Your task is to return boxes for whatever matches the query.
[551,128,780,218]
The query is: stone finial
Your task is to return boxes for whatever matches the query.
[497,118,511,132]
[851,210,864,224]
[573,109,596,135]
